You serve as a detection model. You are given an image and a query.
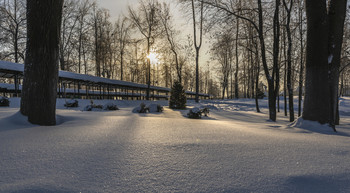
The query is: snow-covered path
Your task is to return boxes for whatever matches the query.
[1,98,350,192]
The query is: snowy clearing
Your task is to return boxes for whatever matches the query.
[0,97,350,192]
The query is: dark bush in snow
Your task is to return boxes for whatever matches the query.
[64,99,78,107]
[103,102,119,110]
[83,104,103,111]
[133,103,163,113]
[0,96,9,107]
[83,100,103,111]
[138,103,148,113]
[187,108,201,119]
[169,81,186,109]
[187,107,210,119]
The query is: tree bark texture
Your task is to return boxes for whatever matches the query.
[303,0,347,127]
[21,0,63,125]
[328,0,347,127]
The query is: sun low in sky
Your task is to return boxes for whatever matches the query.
[147,52,159,64]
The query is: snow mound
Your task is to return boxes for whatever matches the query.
[64,99,78,107]
[148,104,163,113]
[132,106,142,113]
[148,104,159,113]
[191,107,201,114]
[0,96,10,106]
[289,117,334,133]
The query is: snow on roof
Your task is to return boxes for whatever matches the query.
[0,60,210,96]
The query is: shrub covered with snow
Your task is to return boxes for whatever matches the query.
[103,102,119,111]
[133,103,163,113]
[187,107,210,119]
[148,104,163,113]
[169,81,186,109]
[0,96,9,107]
[83,104,104,111]
[187,108,202,119]
[64,99,78,107]
[83,100,103,111]
[139,103,148,113]
[133,103,148,113]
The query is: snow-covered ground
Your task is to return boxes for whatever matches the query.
[0,97,350,192]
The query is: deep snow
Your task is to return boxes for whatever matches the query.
[0,97,350,192]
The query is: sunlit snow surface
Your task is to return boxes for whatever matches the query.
[0,97,350,192]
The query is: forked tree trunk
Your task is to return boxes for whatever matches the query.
[303,0,346,129]
[303,0,330,124]
[20,0,63,126]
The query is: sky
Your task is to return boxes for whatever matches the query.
[97,0,140,20]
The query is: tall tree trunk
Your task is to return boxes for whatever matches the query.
[283,0,294,122]
[273,0,281,118]
[282,20,288,117]
[120,51,124,81]
[21,0,63,126]
[303,0,330,124]
[298,0,304,117]
[328,0,347,128]
[191,0,203,103]
[257,0,278,121]
[303,0,347,129]
[146,37,151,100]
[234,19,239,99]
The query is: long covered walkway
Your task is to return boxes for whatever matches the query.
[0,60,210,100]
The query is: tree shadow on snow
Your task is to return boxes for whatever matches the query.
[10,187,73,193]
[282,173,350,193]
[0,111,78,132]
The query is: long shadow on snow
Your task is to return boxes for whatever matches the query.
[282,173,350,193]
[0,111,83,132]
[10,187,73,193]
[212,110,271,124]
[286,125,350,138]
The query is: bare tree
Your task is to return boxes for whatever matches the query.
[200,0,282,121]
[59,0,79,71]
[76,0,92,74]
[159,2,184,84]
[0,0,26,63]
[115,16,131,81]
[211,29,234,99]
[191,0,204,103]
[129,0,160,100]
[282,0,294,122]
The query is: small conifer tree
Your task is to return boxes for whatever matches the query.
[169,81,186,109]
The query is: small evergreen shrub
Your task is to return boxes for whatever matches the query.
[64,99,78,107]
[169,81,187,109]
[0,96,9,107]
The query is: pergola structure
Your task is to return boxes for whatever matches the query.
[0,61,211,100]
